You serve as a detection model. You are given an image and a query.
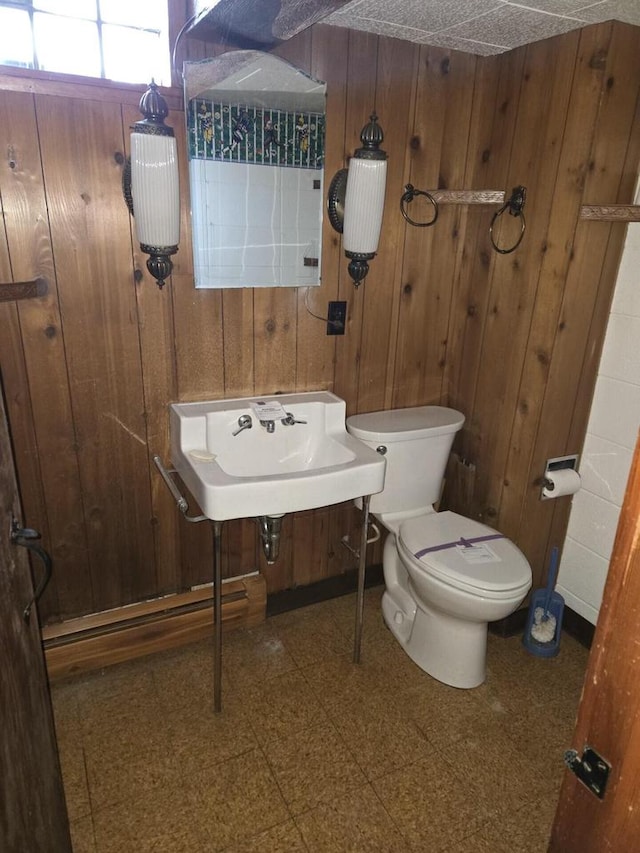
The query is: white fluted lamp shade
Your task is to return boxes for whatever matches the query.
[341,113,387,285]
[128,81,180,289]
[131,133,179,247]
[343,158,387,254]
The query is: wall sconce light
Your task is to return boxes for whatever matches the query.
[327,113,387,286]
[124,81,180,289]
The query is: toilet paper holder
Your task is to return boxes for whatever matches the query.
[541,454,579,500]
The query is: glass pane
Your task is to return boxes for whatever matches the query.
[100,0,167,30]
[35,0,97,19]
[34,13,101,77]
[0,8,33,68]
[102,24,170,86]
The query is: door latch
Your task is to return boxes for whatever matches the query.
[564,746,611,799]
[10,518,53,623]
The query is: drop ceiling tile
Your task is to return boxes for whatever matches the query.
[504,0,593,14]
[574,0,640,25]
[442,5,586,48]
[421,33,508,53]
[323,15,436,42]
[326,0,504,33]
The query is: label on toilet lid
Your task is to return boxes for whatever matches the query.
[455,541,501,564]
[414,532,505,560]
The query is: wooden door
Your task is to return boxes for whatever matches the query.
[0,379,71,851]
[549,431,640,850]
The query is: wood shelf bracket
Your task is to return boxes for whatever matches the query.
[580,204,640,222]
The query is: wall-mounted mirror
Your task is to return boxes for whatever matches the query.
[184,51,326,288]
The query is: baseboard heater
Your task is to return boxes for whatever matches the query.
[42,574,266,681]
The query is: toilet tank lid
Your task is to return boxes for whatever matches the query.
[347,406,465,442]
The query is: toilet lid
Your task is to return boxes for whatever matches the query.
[398,511,531,593]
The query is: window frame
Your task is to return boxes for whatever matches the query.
[0,0,171,86]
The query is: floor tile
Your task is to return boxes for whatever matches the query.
[92,785,203,853]
[262,718,366,814]
[57,736,91,822]
[150,638,224,714]
[85,738,182,812]
[269,603,353,668]
[164,692,259,778]
[441,722,541,819]
[447,794,559,852]
[244,669,330,746]
[295,783,407,852]
[68,815,96,853]
[220,820,307,852]
[396,676,505,751]
[192,748,290,850]
[221,623,299,690]
[372,752,494,851]
[327,689,433,781]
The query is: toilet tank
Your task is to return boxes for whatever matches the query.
[346,406,465,515]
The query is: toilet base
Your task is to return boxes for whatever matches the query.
[382,590,487,689]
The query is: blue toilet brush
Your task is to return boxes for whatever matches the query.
[523,546,565,657]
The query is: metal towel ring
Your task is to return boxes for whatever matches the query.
[490,185,527,254]
[400,184,439,227]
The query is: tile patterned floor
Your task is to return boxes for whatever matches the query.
[51,587,589,852]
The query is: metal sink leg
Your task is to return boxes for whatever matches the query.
[353,494,371,664]
[212,520,223,712]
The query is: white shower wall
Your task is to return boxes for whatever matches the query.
[557,210,640,625]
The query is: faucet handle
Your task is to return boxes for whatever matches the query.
[232,414,253,436]
[281,412,307,426]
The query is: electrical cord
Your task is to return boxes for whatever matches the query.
[304,287,344,331]
[171,13,197,83]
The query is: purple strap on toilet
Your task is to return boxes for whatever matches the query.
[414,533,505,560]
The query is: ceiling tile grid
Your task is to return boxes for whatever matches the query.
[324,0,640,54]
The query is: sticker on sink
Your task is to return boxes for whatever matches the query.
[189,449,217,462]
[250,400,287,420]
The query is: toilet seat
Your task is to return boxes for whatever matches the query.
[397,510,531,597]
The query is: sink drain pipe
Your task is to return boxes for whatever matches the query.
[256,515,284,564]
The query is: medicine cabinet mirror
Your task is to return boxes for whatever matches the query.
[184,51,326,288]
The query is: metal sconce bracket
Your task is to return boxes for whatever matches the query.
[327,168,347,234]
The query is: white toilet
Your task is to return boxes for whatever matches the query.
[346,405,532,689]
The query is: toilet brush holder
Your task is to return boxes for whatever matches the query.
[523,547,565,658]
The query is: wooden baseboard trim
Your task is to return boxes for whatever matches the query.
[561,606,595,649]
[489,606,528,638]
[267,564,384,617]
[44,575,266,681]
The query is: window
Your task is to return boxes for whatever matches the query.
[0,0,171,85]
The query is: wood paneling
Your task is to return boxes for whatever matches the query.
[0,13,638,625]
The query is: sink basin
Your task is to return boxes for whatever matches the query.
[170,391,386,520]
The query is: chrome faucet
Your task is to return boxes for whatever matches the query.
[260,419,276,433]
[232,414,253,436]
[281,412,307,426]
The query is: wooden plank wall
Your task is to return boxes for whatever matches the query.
[0,13,638,625]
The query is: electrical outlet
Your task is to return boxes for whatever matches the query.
[327,301,347,335]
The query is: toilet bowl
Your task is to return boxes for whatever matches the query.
[347,406,532,689]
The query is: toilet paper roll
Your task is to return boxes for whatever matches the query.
[542,468,581,499]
